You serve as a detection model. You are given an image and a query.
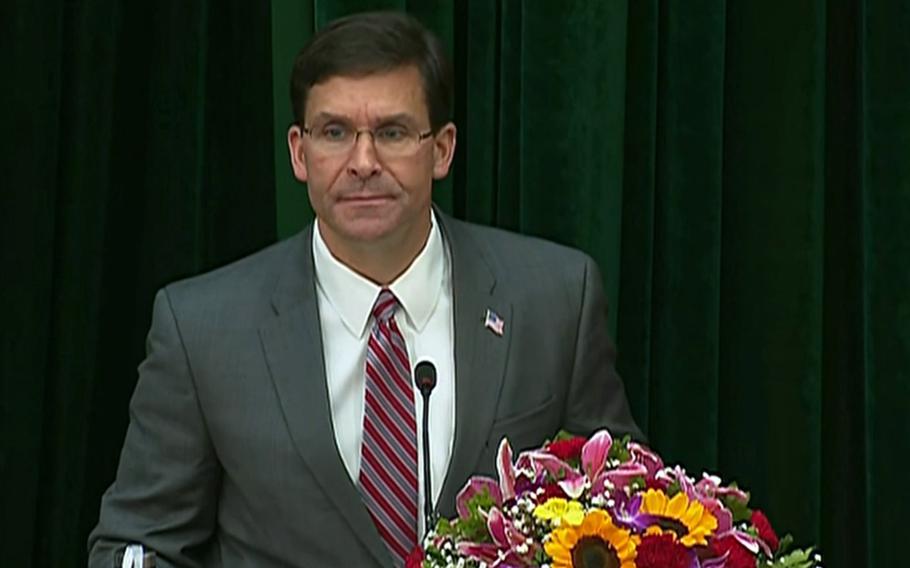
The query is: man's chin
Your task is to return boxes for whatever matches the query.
[329,217,403,245]
[320,206,429,248]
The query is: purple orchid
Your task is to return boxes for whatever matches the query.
[697,552,730,568]
[513,470,552,497]
[609,491,661,533]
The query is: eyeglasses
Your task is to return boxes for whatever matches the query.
[302,121,434,159]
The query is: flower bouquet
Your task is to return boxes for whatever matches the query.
[413,430,821,568]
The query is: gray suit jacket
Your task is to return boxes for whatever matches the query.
[88,212,641,567]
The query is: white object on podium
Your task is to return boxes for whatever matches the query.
[121,544,154,568]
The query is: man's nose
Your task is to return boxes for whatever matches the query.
[346,131,382,179]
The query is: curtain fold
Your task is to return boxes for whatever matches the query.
[640,0,727,475]
[862,2,910,566]
[718,0,828,544]
[1,1,276,565]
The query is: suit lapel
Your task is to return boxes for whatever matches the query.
[436,214,513,514]
[258,227,392,567]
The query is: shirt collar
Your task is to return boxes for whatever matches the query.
[312,211,446,338]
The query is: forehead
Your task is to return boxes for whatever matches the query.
[305,65,429,123]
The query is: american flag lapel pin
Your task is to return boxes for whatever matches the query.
[484,308,505,337]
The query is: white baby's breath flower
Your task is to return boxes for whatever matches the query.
[702,472,722,485]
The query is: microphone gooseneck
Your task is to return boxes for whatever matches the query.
[413,361,437,535]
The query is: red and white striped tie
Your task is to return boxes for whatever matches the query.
[359,289,418,565]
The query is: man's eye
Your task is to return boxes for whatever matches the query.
[375,126,409,143]
[321,125,349,141]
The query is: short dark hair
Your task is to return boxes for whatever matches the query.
[290,11,453,131]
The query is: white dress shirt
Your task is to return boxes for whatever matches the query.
[312,212,455,537]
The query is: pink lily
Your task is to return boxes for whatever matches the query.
[455,477,503,519]
[581,430,614,479]
[514,449,575,480]
[691,473,750,533]
[562,430,647,497]
[514,432,610,499]
[487,507,531,551]
[455,439,522,518]
[715,527,774,558]
[456,507,536,567]
[591,462,649,495]
[497,439,517,500]
[628,442,664,476]
[694,473,750,503]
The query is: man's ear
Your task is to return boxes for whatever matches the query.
[287,124,309,182]
[432,122,457,180]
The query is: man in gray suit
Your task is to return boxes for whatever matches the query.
[89,11,641,568]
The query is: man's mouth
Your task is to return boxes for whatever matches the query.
[340,194,395,203]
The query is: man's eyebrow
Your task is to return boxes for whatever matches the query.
[307,111,421,127]
[308,111,351,125]
[373,113,420,126]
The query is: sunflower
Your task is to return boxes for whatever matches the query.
[637,489,717,547]
[544,509,638,568]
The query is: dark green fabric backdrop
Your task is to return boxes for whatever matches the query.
[1,1,276,566]
[2,1,907,567]
[277,3,910,564]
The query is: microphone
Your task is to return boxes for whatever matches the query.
[414,361,437,533]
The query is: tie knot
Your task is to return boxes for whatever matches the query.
[371,288,399,323]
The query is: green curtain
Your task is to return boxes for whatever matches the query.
[272,1,906,567]
[0,1,276,566]
[2,1,908,567]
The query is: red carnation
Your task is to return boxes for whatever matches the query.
[750,510,780,552]
[635,534,692,568]
[405,545,424,568]
[546,437,587,461]
[710,535,757,568]
[539,482,567,501]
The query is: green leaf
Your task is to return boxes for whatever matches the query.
[721,492,752,523]
[777,534,794,555]
[628,476,647,493]
[768,548,818,568]
[534,547,551,564]
[439,489,497,543]
[552,430,576,442]
[607,435,632,463]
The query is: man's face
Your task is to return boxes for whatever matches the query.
[287,65,456,251]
